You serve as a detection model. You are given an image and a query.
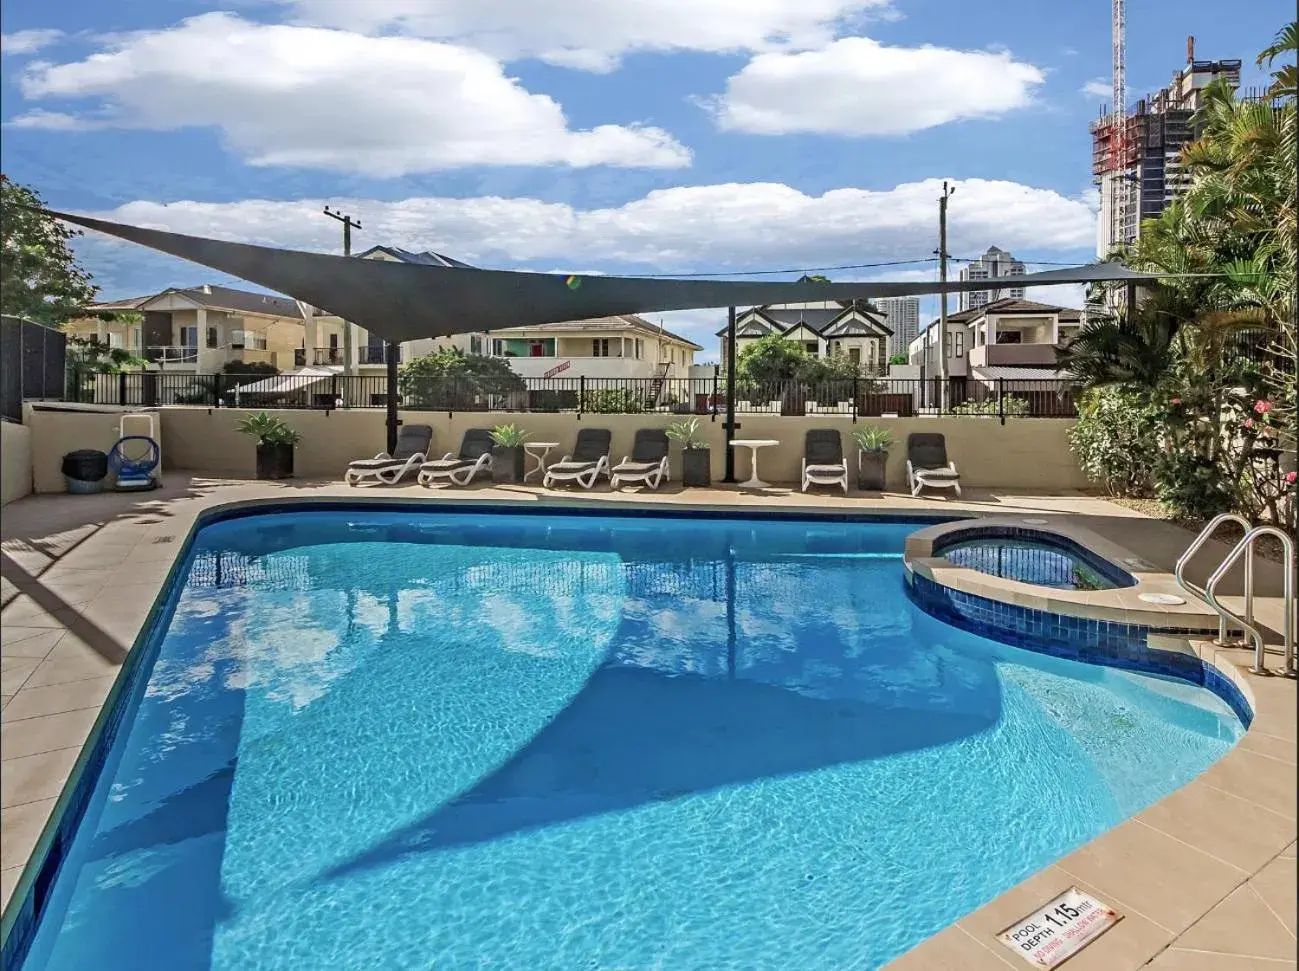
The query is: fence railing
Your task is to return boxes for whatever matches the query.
[66,369,1079,420]
[2,316,67,422]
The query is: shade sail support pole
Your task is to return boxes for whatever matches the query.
[385,340,400,455]
[723,305,737,483]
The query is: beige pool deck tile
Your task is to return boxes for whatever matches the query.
[1238,730,1299,765]
[1199,748,1299,820]
[1173,882,1296,960]
[0,596,85,628]
[0,625,64,653]
[1137,783,1298,875]
[885,925,1017,970]
[0,747,82,808]
[957,864,1172,970]
[0,656,41,696]
[0,675,115,723]
[23,636,125,688]
[1248,855,1297,938]
[1,706,101,762]
[0,797,56,871]
[1,865,21,911]
[1147,951,1297,970]
[1053,818,1247,935]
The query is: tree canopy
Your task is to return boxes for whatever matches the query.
[1,176,98,325]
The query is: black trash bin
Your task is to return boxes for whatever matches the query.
[62,449,109,494]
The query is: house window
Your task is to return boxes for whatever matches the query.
[634,338,643,360]
[947,332,964,358]
[179,326,198,348]
[849,347,861,364]
[492,339,506,356]
[469,335,484,355]
[593,338,611,357]
[996,331,1022,344]
[206,327,219,348]
[804,342,818,355]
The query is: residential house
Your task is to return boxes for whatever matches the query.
[71,285,306,372]
[907,298,1083,383]
[717,298,892,373]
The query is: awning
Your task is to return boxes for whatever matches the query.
[46,207,1169,345]
[969,366,1069,381]
[234,366,335,397]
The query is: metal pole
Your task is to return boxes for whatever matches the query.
[385,340,400,455]
[937,182,953,412]
[324,206,361,378]
[724,306,737,482]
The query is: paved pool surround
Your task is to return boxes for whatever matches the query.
[2,481,1294,971]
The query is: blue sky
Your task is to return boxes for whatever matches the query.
[0,0,1288,352]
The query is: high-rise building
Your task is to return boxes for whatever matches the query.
[1092,38,1242,258]
[874,297,920,358]
[957,247,1025,312]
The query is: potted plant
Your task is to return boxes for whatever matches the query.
[851,425,892,491]
[490,424,531,483]
[666,417,711,487]
[235,411,302,480]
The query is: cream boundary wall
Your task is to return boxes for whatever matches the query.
[1,421,33,505]
[24,407,1088,492]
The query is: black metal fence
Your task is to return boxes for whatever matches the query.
[1,316,67,422]
[68,369,1078,420]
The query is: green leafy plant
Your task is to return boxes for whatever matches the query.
[489,424,530,447]
[665,417,707,450]
[581,388,644,414]
[851,426,893,454]
[399,349,525,408]
[1067,387,1163,497]
[951,396,1031,417]
[235,411,302,446]
[889,353,909,366]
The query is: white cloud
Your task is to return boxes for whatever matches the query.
[85,177,1096,273]
[1,29,63,56]
[709,37,1045,135]
[279,0,896,72]
[1080,79,1111,99]
[13,13,690,174]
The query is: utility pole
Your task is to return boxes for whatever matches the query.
[323,206,361,376]
[935,181,955,411]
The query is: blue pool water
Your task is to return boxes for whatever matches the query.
[939,537,1121,591]
[17,510,1243,971]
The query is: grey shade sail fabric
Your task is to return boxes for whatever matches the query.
[49,208,1163,344]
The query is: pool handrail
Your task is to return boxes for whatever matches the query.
[1203,525,1295,676]
[1175,513,1252,645]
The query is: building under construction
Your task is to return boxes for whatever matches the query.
[1091,37,1242,258]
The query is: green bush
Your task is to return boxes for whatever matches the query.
[581,388,644,413]
[1153,451,1234,519]
[950,396,1029,417]
[1067,387,1163,497]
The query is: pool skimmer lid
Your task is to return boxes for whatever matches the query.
[1138,593,1186,605]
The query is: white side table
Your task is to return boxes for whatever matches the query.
[730,439,780,489]
[523,442,560,482]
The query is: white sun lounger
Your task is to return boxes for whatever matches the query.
[801,429,848,493]
[418,428,495,487]
[543,428,612,489]
[611,429,671,490]
[344,424,433,486]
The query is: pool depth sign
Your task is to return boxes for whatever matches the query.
[996,887,1122,968]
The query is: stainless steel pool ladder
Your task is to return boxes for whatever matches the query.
[1175,514,1295,676]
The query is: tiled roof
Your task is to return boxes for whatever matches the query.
[497,314,703,350]
[355,245,475,268]
[89,285,305,318]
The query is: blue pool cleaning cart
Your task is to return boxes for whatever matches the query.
[108,413,162,491]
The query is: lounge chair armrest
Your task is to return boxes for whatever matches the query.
[374,451,392,460]
[440,452,455,460]
[949,462,958,472]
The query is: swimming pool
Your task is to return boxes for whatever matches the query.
[13,508,1244,971]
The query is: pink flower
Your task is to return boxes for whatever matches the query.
[1169,397,1182,406]
[1286,471,1298,485]
[1243,418,1255,430]
[1254,399,1273,414]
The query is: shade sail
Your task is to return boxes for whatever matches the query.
[50,208,1161,344]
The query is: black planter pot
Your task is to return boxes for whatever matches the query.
[856,451,887,491]
[255,442,294,480]
[682,447,711,487]
[491,445,526,484]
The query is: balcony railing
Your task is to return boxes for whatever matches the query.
[967,344,1061,368]
[145,345,198,364]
